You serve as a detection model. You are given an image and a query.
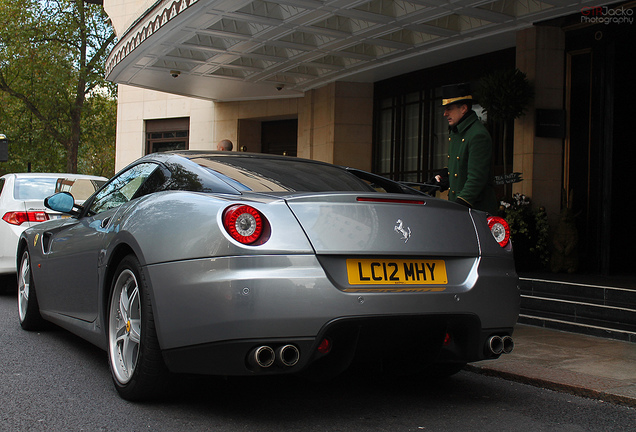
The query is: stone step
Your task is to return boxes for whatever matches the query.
[520,295,636,327]
[520,277,636,308]
[518,275,636,343]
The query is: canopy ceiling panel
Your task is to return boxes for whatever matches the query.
[105,0,612,101]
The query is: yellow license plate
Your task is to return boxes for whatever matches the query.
[346,259,447,288]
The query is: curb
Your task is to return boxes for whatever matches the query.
[465,364,636,408]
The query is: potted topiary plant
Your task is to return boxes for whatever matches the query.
[475,69,533,195]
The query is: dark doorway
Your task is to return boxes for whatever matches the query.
[608,24,636,274]
[565,49,594,272]
[566,21,636,275]
[261,119,298,156]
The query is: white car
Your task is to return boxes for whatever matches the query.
[0,173,107,291]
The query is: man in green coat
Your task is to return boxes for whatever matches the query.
[433,83,498,214]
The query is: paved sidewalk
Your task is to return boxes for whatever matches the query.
[466,324,636,408]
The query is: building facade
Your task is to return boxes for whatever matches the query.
[103,0,635,276]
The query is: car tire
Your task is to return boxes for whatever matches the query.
[18,250,45,330]
[108,255,168,401]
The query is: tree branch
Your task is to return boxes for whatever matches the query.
[0,71,67,148]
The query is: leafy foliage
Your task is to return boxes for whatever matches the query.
[0,0,116,176]
[500,193,550,271]
[78,92,116,177]
[476,68,533,197]
[476,69,534,122]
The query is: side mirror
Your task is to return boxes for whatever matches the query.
[44,192,76,214]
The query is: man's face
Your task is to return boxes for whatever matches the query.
[443,103,469,127]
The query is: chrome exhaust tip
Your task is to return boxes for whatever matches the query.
[249,346,275,368]
[276,344,300,367]
[502,336,514,354]
[488,335,504,355]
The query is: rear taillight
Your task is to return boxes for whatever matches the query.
[222,205,269,245]
[2,211,49,226]
[487,216,510,248]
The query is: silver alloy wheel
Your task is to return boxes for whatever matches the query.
[109,268,142,385]
[18,251,30,323]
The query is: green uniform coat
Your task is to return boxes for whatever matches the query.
[446,110,498,214]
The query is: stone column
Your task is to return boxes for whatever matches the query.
[514,26,565,225]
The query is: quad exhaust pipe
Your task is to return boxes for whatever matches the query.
[276,344,300,367]
[248,344,300,369]
[487,335,514,355]
[249,345,275,368]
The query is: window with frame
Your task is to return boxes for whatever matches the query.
[146,118,190,154]
[375,90,497,187]
[372,49,515,193]
[374,91,433,183]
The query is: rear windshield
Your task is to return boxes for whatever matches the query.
[189,156,374,193]
[14,177,104,200]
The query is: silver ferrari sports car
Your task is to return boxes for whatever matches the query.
[17,151,519,400]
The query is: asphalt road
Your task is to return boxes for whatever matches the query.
[1,290,634,432]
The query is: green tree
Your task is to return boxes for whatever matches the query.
[79,91,116,177]
[0,0,116,175]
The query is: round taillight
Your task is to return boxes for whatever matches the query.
[487,216,510,248]
[223,205,266,245]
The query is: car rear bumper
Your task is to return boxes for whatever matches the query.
[146,254,519,375]
[161,314,515,376]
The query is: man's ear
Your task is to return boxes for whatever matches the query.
[459,103,469,115]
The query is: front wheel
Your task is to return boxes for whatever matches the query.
[108,255,168,401]
[18,250,45,330]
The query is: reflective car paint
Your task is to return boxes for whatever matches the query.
[17,151,519,397]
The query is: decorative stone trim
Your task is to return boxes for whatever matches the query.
[105,0,199,78]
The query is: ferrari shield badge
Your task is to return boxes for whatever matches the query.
[394,219,411,243]
[34,233,39,247]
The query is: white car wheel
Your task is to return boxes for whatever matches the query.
[109,267,141,385]
[17,250,44,330]
[107,255,167,400]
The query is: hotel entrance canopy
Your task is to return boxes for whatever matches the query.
[105,0,606,101]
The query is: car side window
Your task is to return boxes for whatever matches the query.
[88,163,159,215]
[0,178,4,196]
[134,165,169,198]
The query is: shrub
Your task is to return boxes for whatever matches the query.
[499,193,550,271]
